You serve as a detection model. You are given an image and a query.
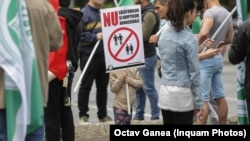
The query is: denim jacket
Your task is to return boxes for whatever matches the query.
[158,24,203,109]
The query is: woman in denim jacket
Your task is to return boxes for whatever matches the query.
[157,0,203,124]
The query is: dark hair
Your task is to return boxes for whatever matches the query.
[154,0,168,5]
[196,0,204,12]
[167,0,196,32]
[59,0,71,7]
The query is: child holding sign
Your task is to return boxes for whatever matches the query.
[110,68,143,125]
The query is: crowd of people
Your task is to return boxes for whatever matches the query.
[0,0,249,140]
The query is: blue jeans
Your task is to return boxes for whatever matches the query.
[200,54,225,101]
[135,55,160,120]
[25,126,44,141]
[0,109,44,141]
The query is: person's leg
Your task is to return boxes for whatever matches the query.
[207,96,218,125]
[161,109,171,125]
[198,59,213,124]
[25,126,44,141]
[113,107,131,125]
[173,111,194,124]
[135,55,159,120]
[161,109,173,125]
[0,109,7,141]
[78,54,95,121]
[134,87,146,120]
[45,79,62,141]
[60,87,74,141]
[215,97,228,124]
[95,53,110,120]
[212,60,228,125]
[143,55,159,120]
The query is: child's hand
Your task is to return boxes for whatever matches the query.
[118,70,128,82]
[125,76,130,84]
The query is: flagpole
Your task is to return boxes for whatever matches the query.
[201,6,237,53]
[126,83,131,115]
[156,22,168,36]
[73,40,100,92]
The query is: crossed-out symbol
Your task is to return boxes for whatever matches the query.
[108,27,140,62]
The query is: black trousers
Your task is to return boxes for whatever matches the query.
[78,52,109,119]
[161,109,194,125]
[45,73,75,141]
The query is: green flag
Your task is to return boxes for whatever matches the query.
[0,0,44,140]
[116,0,134,6]
[192,16,202,34]
[236,0,249,125]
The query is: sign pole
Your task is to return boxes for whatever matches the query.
[74,40,100,92]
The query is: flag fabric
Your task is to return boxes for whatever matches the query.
[0,0,44,141]
[236,0,249,125]
[192,16,202,34]
[116,0,153,6]
[116,0,134,6]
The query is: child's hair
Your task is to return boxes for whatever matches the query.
[167,0,197,32]
[59,0,71,8]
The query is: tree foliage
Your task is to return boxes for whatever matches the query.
[73,0,249,13]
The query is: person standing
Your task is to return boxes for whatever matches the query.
[133,0,160,121]
[149,0,169,45]
[228,18,250,124]
[0,0,63,140]
[157,0,203,124]
[45,0,82,140]
[196,0,234,125]
[110,68,143,125]
[77,0,112,124]
[26,0,62,140]
[149,0,170,78]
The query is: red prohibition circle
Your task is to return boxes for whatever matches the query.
[108,27,140,62]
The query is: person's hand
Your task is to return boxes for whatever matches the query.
[204,48,220,57]
[199,38,215,53]
[195,108,203,121]
[149,35,159,44]
[194,108,204,125]
[125,76,130,84]
[118,69,128,83]
[96,32,103,40]
[216,41,225,49]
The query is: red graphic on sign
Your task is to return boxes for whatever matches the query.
[108,27,140,62]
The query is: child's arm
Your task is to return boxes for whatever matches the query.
[109,71,127,93]
[126,69,143,88]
